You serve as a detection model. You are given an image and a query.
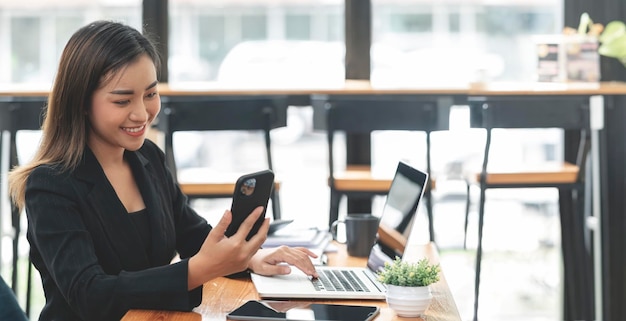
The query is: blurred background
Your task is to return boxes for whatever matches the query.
[1,0,569,320]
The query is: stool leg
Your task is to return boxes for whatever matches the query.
[9,131,20,293]
[560,186,594,321]
[464,181,471,249]
[425,187,435,243]
[473,185,487,321]
[26,260,33,318]
[270,190,281,220]
[11,203,20,294]
[328,190,341,230]
[425,131,435,242]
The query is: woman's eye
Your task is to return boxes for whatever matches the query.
[146,92,158,99]
[114,100,131,106]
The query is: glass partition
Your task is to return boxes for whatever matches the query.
[371,0,563,85]
[0,0,142,86]
[168,0,344,87]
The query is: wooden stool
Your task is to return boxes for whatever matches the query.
[465,96,594,321]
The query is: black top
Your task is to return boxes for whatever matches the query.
[129,209,151,255]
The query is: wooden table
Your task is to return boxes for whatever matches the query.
[121,242,461,321]
[3,79,626,96]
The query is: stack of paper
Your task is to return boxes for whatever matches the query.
[263,228,332,249]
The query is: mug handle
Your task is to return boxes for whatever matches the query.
[329,220,346,243]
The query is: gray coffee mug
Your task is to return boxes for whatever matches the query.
[331,214,380,257]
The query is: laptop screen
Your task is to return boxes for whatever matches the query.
[366,161,428,273]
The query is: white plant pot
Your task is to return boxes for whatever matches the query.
[385,284,433,318]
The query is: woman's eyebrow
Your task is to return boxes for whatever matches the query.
[109,81,158,95]
[146,80,158,90]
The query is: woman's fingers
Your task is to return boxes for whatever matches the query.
[206,210,232,241]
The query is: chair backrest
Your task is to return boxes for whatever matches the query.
[316,95,447,133]
[0,97,47,170]
[311,94,448,183]
[469,95,590,130]
[326,99,439,133]
[158,96,288,177]
[469,95,591,183]
[0,97,46,134]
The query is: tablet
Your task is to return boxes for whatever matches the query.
[227,300,379,321]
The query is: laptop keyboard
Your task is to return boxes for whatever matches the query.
[311,269,370,292]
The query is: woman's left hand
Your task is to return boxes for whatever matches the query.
[248,246,319,278]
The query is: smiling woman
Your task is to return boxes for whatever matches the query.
[6,20,319,321]
[88,59,160,161]
[87,55,160,214]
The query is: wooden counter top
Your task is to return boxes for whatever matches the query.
[3,80,626,97]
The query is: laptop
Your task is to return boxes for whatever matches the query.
[250,161,429,300]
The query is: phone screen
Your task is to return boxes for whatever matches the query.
[225,170,275,240]
[227,300,380,321]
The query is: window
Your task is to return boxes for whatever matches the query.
[242,14,267,40]
[449,12,460,33]
[390,13,432,33]
[11,18,40,83]
[286,14,311,40]
[0,1,142,85]
[198,16,226,80]
[169,1,343,84]
[372,0,562,83]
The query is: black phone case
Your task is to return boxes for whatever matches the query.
[225,170,275,240]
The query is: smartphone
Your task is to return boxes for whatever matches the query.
[227,300,380,321]
[225,170,275,240]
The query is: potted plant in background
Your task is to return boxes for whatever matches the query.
[566,12,626,67]
[377,257,441,318]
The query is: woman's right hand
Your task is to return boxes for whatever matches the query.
[187,207,269,289]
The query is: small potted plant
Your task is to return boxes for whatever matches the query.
[565,12,626,67]
[377,257,441,318]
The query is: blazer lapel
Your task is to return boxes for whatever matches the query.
[75,148,151,271]
[128,149,177,265]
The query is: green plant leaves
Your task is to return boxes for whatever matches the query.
[598,21,626,60]
[377,257,441,287]
[578,14,626,67]
[578,12,592,34]
[599,21,626,44]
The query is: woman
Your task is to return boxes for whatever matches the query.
[8,20,317,321]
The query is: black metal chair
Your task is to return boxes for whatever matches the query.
[0,96,47,319]
[311,94,450,240]
[157,96,288,220]
[465,95,594,321]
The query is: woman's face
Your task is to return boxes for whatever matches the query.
[88,54,160,157]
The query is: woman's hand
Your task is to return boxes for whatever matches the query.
[187,207,269,289]
[248,246,319,278]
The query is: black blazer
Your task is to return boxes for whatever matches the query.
[25,140,211,321]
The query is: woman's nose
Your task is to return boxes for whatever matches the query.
[130,101,149,122]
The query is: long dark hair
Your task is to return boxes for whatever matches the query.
[8,20,161,210]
